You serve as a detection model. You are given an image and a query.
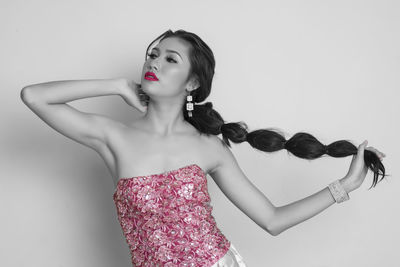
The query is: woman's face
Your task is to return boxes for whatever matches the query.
[141,37,194,98]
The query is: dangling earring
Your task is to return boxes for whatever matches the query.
[186,90,194,117]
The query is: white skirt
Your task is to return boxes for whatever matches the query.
[211,243,247,267]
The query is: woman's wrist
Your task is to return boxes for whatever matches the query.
[327,177,353,204]
[339,176,357,194]
[111,78,126,95]
[114,77,133,98]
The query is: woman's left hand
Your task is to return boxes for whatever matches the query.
[340,140,386,192]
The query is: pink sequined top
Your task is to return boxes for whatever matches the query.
[113,163,231,267]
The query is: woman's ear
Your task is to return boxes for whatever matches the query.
[188,75,200,90]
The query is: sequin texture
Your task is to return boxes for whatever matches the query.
[113,164,231,266]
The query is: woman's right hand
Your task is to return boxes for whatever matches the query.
[118,78,149,113]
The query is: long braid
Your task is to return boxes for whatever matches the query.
[185,102,387,189]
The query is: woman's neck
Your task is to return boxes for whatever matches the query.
[138,100,189,136]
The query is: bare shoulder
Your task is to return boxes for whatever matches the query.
[200,134,227,150]
[198,134,236,174]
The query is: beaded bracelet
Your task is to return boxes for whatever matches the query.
[328,180,350,203]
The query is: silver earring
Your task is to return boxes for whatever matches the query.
[186,91,194,117]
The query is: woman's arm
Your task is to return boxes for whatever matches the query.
[20,78,129,154]
[21,78,123,104]
[208,136,378,236]
[268,182,346,236]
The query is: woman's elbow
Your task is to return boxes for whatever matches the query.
[20,87,33,103]
[265,210,287,236]
[20,86,39,105]
[264,224,281,236]
[269,227,283,236]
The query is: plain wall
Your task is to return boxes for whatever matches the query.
[1,0,399,266]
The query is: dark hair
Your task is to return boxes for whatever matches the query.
[145,29,388,189]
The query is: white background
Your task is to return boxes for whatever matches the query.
[1,0,399,266]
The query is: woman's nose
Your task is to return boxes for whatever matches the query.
[149,58,160,71]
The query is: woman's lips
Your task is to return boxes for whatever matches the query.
[144,72,159,81]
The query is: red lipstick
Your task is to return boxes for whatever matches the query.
[144,72,159,81]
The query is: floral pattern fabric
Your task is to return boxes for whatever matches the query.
[113,164,231,266]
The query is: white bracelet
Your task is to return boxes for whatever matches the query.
[328,180,350,203]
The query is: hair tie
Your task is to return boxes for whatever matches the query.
[219,123,224,133]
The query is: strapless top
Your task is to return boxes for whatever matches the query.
[112,164,231,267]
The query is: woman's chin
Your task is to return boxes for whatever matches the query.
[141,79,159,88]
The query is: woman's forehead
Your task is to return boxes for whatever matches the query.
[153,37,191,55]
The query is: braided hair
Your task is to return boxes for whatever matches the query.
[145,29,387,189]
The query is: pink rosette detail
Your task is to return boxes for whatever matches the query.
[178,183,195,200]
[149,229,168,246]
[196,191,209,202]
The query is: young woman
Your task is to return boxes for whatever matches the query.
[21,29,386,267]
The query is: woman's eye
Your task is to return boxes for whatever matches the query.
[167,57,177,63]
[146,53,177,63]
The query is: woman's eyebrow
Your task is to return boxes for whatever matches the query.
[152,47,182,60]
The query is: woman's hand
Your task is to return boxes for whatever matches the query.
[118,78,149,113]
[340,140,386,192]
